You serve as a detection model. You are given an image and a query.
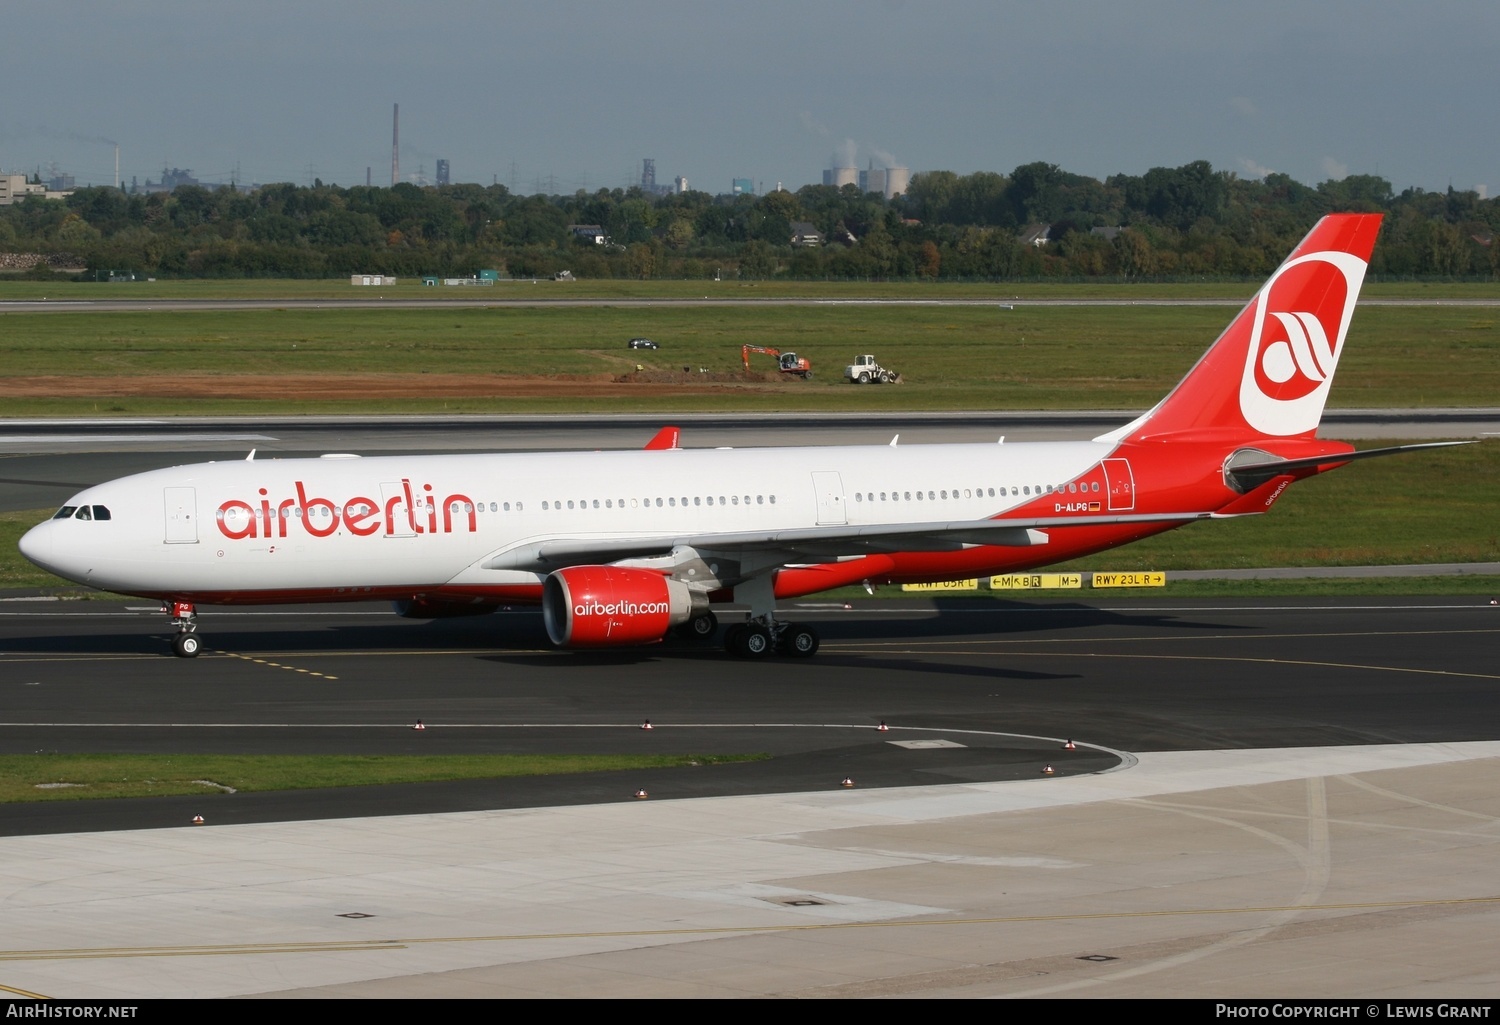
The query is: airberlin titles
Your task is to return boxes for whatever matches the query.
[215,479,478,541]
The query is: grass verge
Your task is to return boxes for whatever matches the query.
[0,299,1494,415]
[0,752,768,804]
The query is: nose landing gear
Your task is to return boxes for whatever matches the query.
[166,601,200,658]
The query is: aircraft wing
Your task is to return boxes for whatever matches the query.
[482,511,1210,571]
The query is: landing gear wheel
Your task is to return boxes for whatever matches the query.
[173,632,201,658]
[724,624,747,655]
[780,624,819,658]
[741,624,772,657]
[728,623,772,657]
[685,611,718,640]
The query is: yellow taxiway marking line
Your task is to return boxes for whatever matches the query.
[0,982,51,997]
[839,626,1500,648]
[3,894,1497,961]
[217,651,338,681]
[829,647,1500,681]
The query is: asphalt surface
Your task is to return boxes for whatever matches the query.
[3,594,1496,836]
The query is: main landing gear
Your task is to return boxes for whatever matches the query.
[167,601,201,658]
[724,619,819,659]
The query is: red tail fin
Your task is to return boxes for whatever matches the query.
[1106,214,1382,444]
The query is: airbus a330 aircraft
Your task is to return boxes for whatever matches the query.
[20,213,1455,659]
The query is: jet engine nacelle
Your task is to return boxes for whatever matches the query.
[542,566,705,647]
[393,597,500,619]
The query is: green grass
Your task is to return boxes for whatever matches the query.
[0,299,1495,415]
[0,752,768,803]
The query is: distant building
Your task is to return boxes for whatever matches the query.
[836,160,907,199]
[674,175,688,194]
[640,158,673,197]
[1018,224,1053,247]
[823,166,857,188]
[436,159,450,186]
[790,221,824,247]
[731,178,753,195]
[568,224,608,245]
[138,168,201,195]
[350,275,397,286]
[0,174,44,205]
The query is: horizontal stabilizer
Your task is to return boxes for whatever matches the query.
[1226,440,1475,491]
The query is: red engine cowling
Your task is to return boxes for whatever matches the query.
[543,566,704,647]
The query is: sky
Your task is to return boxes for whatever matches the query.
[2,1,1494,197]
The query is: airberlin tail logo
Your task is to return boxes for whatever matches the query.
[1238,250,1367,436]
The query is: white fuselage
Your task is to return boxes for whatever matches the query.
[22,439,1118,599]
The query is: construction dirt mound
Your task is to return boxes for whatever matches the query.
[0,372,803,401]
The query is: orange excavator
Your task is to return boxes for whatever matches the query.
[741,345,813,379]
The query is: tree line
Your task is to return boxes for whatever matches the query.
[2,160,1496,281]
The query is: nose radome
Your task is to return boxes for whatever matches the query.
[18,521,51,569]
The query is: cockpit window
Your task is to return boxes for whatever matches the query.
[75,506,92,520]
[53,506,77,520]
[92,505,111,521]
